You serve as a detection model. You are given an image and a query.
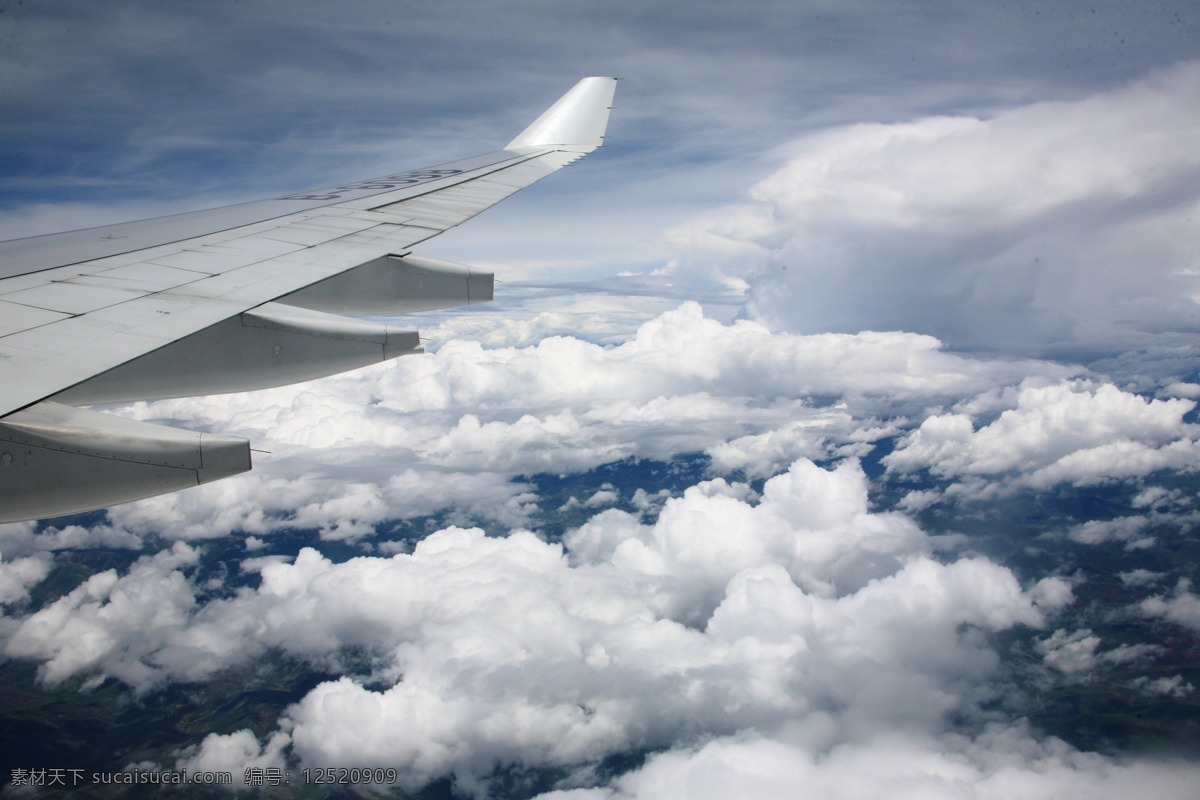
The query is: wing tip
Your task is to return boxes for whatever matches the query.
[506,77,618,150]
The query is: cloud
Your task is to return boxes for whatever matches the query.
[174,730,290,790]
[666,62,1200,356]
[5,282,1192,797]
[0,520,143,560]
[535,725,1200,800]
[1128,675,1194,699]
[265,459,1069,794]
[583,486,619,508]
[0,552,52,606]
[3,543,202,692]
[1036,628,1160,676]
[1120,569,1164,587]
[1067,517,1157,548]
[1139,579,1200,633]
[885,380,1199,499]
[3,299,1194,796]
[64,301,1068,542]
[7,454,1090,795]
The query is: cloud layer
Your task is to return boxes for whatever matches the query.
[1,294,1196,794]
[0,302,1071,550]
[4,456,1081,794]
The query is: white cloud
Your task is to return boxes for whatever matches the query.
[267,460,1064,793]
[665,62,1200,355]
[1128,675,1194,699]
[15,283,1194,796]
[0,520,143,560]
[0,455,1086,795]
[1036,629,1160,676]
[1139,579,1200,633]
[2,304,1194,798]
[584,487,619,508]
[706,414,856,478]
[1120,569,1163,587]
[1131,485,1191,511]
[885,380,1199,498]
[536,725,1200,800]
[78,301,1070,541]
[1068,517,1153,547]
[174,730,290,789]
[2,276,1191,798]
[3,543,201,691]
[1162,382,1200,400]
[0,552,51,606]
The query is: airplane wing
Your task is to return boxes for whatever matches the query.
[0,77,617,523]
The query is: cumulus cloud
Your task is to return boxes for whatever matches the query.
[3,296,1195,796]
[1036,629,1160,676]
[4,454,1095,795]
[1067,517,1157,549]
[3,242,1193,799]
[0,519,143,560]
[583,486,619,508]
[885,380,1199,499]
[0,552,51,606]
[534,725,1200,800]
[174,729,290,789]
[1128,675,1194,699]
[666,62,1200,356]
[4,543,201,691]
[265,460,1070,794]
[1120,569,1163,587]
[67,301,1068,542]
[1139,579,1200,633]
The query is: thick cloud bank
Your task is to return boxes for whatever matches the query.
[7,457,1096,794]
[667,62,1200,355]
[0,295,1196,794]
[9,451,1198,797]
[0,302,1067,553]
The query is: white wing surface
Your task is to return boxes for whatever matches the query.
[0,77,617,522]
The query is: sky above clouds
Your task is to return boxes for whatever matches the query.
[2,1,1200,797]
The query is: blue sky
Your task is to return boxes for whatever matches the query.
[2,1,1195,213]
[2,2,1200,797]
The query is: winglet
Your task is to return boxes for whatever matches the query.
[506,77,617,150]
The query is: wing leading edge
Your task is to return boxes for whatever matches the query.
[0,77,617,522]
